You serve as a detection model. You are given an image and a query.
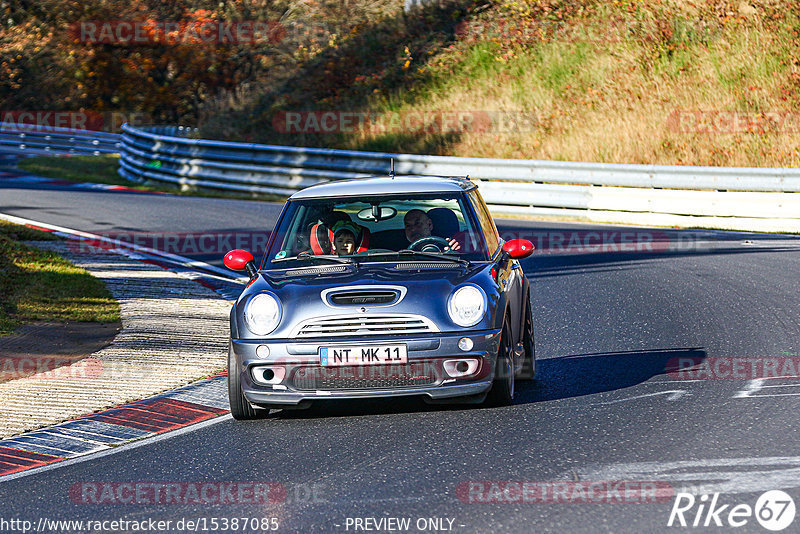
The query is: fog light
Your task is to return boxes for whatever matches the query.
[458,337,474,351]
[256,345,270,358]
[251,366,285,385]
[443,359,480,378]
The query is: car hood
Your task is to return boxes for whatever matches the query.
[234,262,498,339]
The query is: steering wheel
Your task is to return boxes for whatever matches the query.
[408,236,451,253]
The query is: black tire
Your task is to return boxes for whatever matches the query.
[228,341,261,420]
[485,321,515,406]
[517,295,536,381]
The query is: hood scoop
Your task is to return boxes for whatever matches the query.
[323,286,404,307]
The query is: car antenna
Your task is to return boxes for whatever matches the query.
[389,158,395,179]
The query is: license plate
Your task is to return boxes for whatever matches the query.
[320,345,408,366]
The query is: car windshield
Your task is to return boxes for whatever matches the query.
[263,193,489,268]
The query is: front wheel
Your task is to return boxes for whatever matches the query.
[228,342,262,420]
[485,321,515,406]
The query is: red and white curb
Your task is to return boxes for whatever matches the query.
[0,375,229,478]
[0,212,244,477]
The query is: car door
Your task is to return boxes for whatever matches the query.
[467,189,525,343]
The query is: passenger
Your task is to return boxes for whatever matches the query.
[403,209,461,251]
[331,221,359,256]
[308,210,354,255]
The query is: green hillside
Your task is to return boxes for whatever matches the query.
[199,0,800,168]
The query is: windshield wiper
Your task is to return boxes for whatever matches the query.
[398,249,470,266]
[273,252,354,265]
[349,249,469,266]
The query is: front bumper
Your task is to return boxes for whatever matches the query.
[231,329,501,406]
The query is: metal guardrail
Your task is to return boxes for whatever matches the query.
[0,123,121,155]
[118,123,800,232]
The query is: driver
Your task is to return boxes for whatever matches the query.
[403,209,461,251]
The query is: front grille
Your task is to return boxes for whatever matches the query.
[328,290,399,306]
[292,314,438,338]
[292,364,437,390]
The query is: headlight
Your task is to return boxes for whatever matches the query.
[244,293,282,336]
[447,285,486,327]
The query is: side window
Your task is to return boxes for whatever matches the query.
[468,190,500,256]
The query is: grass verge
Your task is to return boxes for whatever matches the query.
[17,155,287,202]
[0,221,120,336]
[17,155,140,189]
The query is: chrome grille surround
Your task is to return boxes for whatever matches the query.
[290,313,438,338]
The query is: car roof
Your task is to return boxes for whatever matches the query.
[289,175,476,200]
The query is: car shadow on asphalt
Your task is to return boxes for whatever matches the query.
[515,347,707,403]
[264,347,707,420]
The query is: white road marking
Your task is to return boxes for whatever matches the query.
[648,379,706,383]
[595,390,688,405]
[577,456,800,495]
[733,379,765,398]
[732,377,800,398]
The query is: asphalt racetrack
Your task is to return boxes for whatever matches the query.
[2,173,800,533]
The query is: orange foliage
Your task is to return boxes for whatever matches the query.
[0,0,290,126]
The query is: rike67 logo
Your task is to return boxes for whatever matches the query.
[669,490,796,531]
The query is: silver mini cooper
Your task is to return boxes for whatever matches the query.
[223,175,535,419]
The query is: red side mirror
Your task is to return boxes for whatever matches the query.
[224,249,255,272]
[502,239,535,259]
